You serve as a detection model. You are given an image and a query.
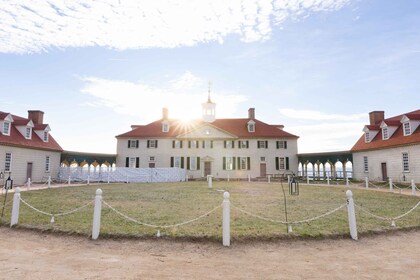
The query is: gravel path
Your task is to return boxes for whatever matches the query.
[1,227,419,279]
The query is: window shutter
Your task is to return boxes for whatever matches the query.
[136,157,140,168]
[180,141,183,148]
[265,141,268,149]
[224,141,227,148]
[257,141,261,148]
[202,141,205,148]
[211,141,213,148]
[155,140,158,148]
[170,157,174,167]
[181,157,184,169]
[196,141,199,148]
[197,157,201,170]
[172,141,175,148]
[246,141,249,148]
[286,157,289,170]
[128,141,131,148]
[187,157,190,170]
[237,157,241,169]
[147,140,150,148]
[125,157,129,167]
[275,157,279,170]
[284,141,287,149]
[276,141,279,149]
[223,157,226,170]
[188,141,191,148]
[247,157,251,170]
[232,141,235,148]
[233,157,236,170]
[238,141,241,149]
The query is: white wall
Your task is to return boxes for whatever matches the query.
[353,144,420,183]
[0,145,61,185]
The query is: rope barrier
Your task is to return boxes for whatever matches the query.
[392,183,411,190]
[355,201,420,221]
[368,182,384,188]
[102,200,222,229]
[231,203,346,225]
[19,197,94,220]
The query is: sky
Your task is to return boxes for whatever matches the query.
[0,0,419,154]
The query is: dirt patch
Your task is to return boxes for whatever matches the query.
[1,227,419,279]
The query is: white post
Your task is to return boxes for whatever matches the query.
[306,174,309,185]
[126,175,129,184]
[48,176,51,189]
[10,187,21,226]
[227,174,230,182]
[107,173,110,184]
[92,189,103,240]
[268,175,271,184]
[186,175,189,182]
[27,178,31,191]
[346,176,349,186]
[222,191,230,247]
[346,190,358,240]
[208,176,213,189]
[327,175,330,185]
[68,176,71,185]
[287,175,290,186]
[389,178,393,192]
[412,180,416,196]
[87,175,90,186]
[365,177,368,189]
[248,174,251,182]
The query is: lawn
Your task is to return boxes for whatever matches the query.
[0,181,418,241]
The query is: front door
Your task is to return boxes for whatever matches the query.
[204,162,211,176]
[260,163,266,177]
[381,162,387,181]
[26,162,33,181]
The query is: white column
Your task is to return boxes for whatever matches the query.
[68,176,71,185]
[327,175,330,185]
[346,190,358,240]
[92,189,103,240]
[306,173,309,185]
[222,192,230,247]
[10,187,21,226]
[412,180,416,196]
[389,178,393,192]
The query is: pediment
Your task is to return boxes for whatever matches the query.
[177,124,237,139]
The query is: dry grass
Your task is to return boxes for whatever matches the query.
[0,181,418,240]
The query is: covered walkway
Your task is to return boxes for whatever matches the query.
[298,151,353,180]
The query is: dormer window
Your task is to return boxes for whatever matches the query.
[247,120,255,133]
[162,122,169,133]
[403,122,411,136]
[25,127,32,139]
[382,127,388,140]
[365,132,370,142]
[43,131,49,142]
[3,122,10,136]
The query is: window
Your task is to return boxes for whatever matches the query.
[275,157,289,170]
[223,157,236,170]
[382,127,388,140]
[172,140,183,149]
[188,157,200,170]
[403,122,411,136]
[257,141,268,149]
[128,140,139,148]
[147,140,158,148]
[365,132,370,142]
[25,127,32,139]
[224,140,235,149]
[171,156,184,168]
[276,141,287,149]
[248,123,255,132]
[162,123,169,132]
[260,157,266,162]
[402,153,409,172]
[3,122,10,136]
[4,152,12,172]
[45,156,50,172]
[125,157,139,168]
[188,140,199,148]
[43,131,49,142]
[238,140,249,149]
[202,140,213,149]
[239,157,250,170]
[149,156,155,161]
[149,162,155,168]
[363,156,368,172]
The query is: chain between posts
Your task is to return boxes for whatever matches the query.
[19,197,94,218]
[354,201,420,221]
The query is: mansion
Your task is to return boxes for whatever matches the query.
[115,96,299,179]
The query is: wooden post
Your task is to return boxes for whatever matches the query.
[346,190,358,240]
[10,187,21,226]
[92,189,103,240]
[223,191,230,247]
[389,178,393,192]
[412,180,416,196]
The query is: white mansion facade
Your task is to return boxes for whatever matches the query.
[116,97,299,179]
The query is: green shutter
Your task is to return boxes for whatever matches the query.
[211,141,213,148]
[232,141,235,148]
[197,157,200,170]
[170,157,174,167]
[187,157,190,170]
[147,140,150,148]
[233,157,236,170]
[155,140,158,148]
[237,157,241,169]
[224,141,227,148]
[276,141,279,149]
[125,157,129,167]
[181,157,184,169]
[265,141,268,149]
[257,141,260,148]
[180,141,183,148]
[172,141,175,148]
[223,157,226,170]
[128,140,131,148]
[284,141,287,149]
[246,141,249,148]
[247,157,251,170]
[238,141,241,149]
[136,157,140,168]
[275,157,279,170]
[286,157,289,170]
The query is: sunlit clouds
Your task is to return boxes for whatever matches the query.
[0,0,351,54]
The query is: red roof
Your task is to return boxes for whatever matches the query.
[116,118,298,139]
[0,111,63,152]
[352,109,420,152]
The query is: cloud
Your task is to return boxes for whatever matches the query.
[80,72,247,123]
[0,0,351,54]
[277,108,366,152]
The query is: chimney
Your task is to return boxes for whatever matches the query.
[369,111,384,125]
[28,110,44,125]
[162,108,169,120]
[248,108,255,119]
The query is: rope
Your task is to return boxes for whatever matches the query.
[355,201,420,221]
[20,197,94,217]
[231,203,346,225]
[102,200,222,229]
[368,182,384,188]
